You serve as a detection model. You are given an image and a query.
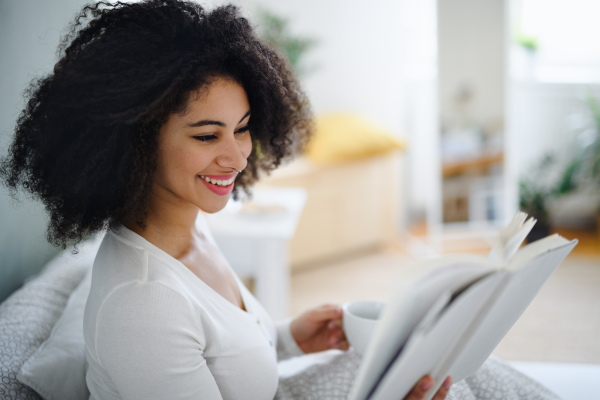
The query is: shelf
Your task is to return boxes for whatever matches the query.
[442,152,504,178]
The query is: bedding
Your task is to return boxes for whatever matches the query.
[276,351,561,400]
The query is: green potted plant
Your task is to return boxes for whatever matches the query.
[520,95,600,242]
[577,96,600,241]
[515,30,539,52]
[581,96,600,188]
[555,96,600,228]
[255,8,318,78]
[519,155,554,242]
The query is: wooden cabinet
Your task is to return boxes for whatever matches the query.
[258,152,404,269]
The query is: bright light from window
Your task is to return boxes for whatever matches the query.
[516,0,600,82]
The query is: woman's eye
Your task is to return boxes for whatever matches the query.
[193,134,217,142]
[235,125,250,134]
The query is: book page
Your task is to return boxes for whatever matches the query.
[506,234,570,271]
[488,212,535,266]
[349,255,495,400]
[368,271,507,400]
[502,217,536,263]
[445,239,577,381]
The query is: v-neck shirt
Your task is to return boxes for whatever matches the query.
[83,213,303,400]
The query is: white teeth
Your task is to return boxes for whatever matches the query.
[199,175,234,187]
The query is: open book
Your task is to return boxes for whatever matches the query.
[348,213,578,400]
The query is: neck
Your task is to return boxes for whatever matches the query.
[124,186,201,259]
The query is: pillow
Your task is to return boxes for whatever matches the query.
[304,113,407,165]
[14,235,103,400]
[17,270,92,400]
[0,257,90,400]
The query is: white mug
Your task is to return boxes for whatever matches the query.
[342,300,385,356]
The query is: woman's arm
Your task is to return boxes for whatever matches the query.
[95,282,223,400]
[275,318,306,361]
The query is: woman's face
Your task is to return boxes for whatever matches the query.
[152,77,252,213]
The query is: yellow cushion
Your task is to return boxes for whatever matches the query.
[305,113,407,164]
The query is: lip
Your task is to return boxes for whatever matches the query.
[198,174,236,196]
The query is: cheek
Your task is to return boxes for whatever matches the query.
[242,135,253,158]
[153,146,173,184]
[180,147,213,173]
[158,144,210,182]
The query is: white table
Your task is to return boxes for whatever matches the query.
[205,188,306,319]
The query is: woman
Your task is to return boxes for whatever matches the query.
[0,1,452,399]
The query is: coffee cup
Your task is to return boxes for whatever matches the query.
[342,300,385,356]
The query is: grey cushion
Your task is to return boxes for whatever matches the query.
[0,237,101,400]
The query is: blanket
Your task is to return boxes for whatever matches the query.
[276,350,561,400]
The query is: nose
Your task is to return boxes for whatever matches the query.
[215,133,250,172]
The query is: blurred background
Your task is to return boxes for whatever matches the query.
[1,0,599,369]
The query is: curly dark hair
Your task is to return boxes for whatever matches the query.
[0,0,312,250]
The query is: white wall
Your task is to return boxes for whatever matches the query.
[0,0,88,302]
[213,0,440,227]
[438,0,505,131]
[213,0,409,136]
[400,0,439,228]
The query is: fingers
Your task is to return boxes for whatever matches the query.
[403,376,452,400]
[328,327,349,350]
[404,376,435,400]
[320,304,347,350]
[336,338,350,350]
[327,319,343,329]
[432,377,452,400]
[311,304,342,322]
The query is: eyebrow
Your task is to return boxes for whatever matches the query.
[187,110,251,128]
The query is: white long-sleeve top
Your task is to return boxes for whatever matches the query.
[83,214,303,400]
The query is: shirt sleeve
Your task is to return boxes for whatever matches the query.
[95,281,223,400]
[275,317,305,361]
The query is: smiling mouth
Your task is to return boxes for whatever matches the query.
[198,175,235,187]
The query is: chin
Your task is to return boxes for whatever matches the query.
[199,198,230,214]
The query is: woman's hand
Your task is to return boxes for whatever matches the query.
[403,375,452,400]
[290,304,349,353]
[290,306,453,400]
